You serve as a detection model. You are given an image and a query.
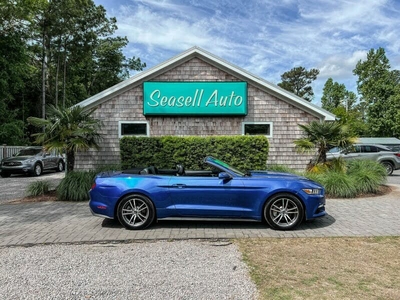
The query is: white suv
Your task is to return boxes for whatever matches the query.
[327,144,400,175]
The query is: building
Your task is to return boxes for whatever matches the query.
[75,47,335,170]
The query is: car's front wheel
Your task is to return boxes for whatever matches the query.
[33,163,42,176]
[56,160,64,172]
[381,161,394,176]
[117,194,155,230]
[264,193,304,230]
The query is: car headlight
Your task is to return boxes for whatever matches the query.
[25,158,36,163]
[302,188,322,195]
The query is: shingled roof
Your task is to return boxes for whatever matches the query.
[76,46,336,121]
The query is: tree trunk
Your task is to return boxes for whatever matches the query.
[55,52,60,106]
[41,28,47,122]
[63,48,67,107]
[66,150,75,172]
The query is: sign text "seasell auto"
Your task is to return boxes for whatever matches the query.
[143,82,247,116]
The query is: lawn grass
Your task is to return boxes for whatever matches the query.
[237,237,400,300]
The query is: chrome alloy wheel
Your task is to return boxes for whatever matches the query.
[34,163,42,176]
[120,197,150,228]
[267,197,300,228]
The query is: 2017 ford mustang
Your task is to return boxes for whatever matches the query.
[89,156,326,230]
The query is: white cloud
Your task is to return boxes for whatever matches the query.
[95,0,400,102]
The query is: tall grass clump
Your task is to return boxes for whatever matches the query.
[305,159,387,198]
[26,180,52,197]
[266,164,295,173]
[319,171,358,198]
[347,160,387,194]
[57,170,97,201]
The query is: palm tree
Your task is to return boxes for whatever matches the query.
[27,105,102,172]
[294,121,356,164]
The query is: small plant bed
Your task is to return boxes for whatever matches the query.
[9,190,58,204]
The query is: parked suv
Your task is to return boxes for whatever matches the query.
[327,144,400,175]
[0,147,64,178]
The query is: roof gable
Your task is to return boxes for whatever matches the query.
[76,46,335,121]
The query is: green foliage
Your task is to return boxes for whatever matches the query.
[321,78,358,112]
[266,164,295,173]
[346,160,386,194]
[1,0,145,142]
[278,66,320,101]
[26,180,52,197]
[57,170,97,201]
[353,47,400,137]
[319,171,358,198]
[120,136,269,171]
[304,159,386,198]
[294,121,357,164]
[27,105,102,172]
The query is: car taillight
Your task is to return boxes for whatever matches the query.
[91,182,96,190]
[395,153,400,158]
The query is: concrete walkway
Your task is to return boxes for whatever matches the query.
[1,185,399,246]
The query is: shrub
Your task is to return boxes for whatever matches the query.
[120,135,269,171]
[26,180,52,197]
[57,170,97,201]
[266,164,295,173]
[347,160,386,194]
[318,171,358,198]
[304,159,387,198]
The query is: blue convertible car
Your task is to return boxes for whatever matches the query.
[89,157,326,231]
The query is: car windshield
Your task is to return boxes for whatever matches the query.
[16,149,41,156]
[207,157,246,176]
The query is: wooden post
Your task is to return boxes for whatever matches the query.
[2,144,6,160]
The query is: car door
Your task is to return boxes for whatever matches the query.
[168,175,245,217]
[341,145,361,160]
[41,151,55,170]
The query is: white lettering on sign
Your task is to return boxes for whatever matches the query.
[205,90,243,107]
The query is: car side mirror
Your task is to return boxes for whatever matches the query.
[218,172,232,181]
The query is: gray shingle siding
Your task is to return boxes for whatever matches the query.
[75,58,317,171]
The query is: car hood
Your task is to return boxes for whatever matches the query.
[2,156,36,162]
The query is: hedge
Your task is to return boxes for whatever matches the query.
[120,135,269,171]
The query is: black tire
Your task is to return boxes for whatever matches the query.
[117,194,155,230]
[264,193,304,230]
[33,163,42,176]
[1,172,11,178]
[381,161,394,176]
[56,160,64,172]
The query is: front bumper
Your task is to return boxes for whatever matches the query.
[0,163,35,174]
[303,194,326,220]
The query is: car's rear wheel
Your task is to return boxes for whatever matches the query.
[33,163,42,176]
[56,160,64,172]
[1,172,11,178]
[264,193,304,230]
[381,161,394,176]
[117,194,155,230]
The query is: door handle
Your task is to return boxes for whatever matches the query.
[172,184,186,188]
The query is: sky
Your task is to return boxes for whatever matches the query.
[94,0,400,106]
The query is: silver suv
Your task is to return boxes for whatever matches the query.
[327,144,400,175]
[0,147,65,178]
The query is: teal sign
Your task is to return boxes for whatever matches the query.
[143,82,247,115]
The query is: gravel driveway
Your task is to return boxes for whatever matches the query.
[0,172,64,203]
[0,240,257,300]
